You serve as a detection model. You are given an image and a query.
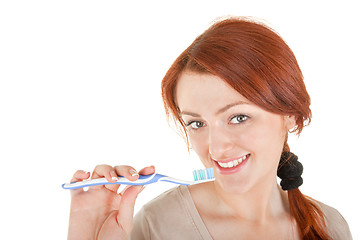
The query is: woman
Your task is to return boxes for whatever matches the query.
[67,17,352,239]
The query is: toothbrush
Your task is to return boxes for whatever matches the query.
[62,168,215,190]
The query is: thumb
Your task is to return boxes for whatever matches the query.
[117,185,145,233]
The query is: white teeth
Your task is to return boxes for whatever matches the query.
[217,154,249,168]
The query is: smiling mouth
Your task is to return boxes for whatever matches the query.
[216,154,251,168]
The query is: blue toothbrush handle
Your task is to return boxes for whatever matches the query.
[62,173,166,190]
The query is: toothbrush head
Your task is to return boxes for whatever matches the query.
[192,168,215,182]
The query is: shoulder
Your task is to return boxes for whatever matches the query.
[134,186,185,222]
[315,200,352,240]
[141,185,187,216]
[131,187,184,239]
[131,186,196,239]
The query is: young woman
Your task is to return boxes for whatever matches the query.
[67,17,352,239]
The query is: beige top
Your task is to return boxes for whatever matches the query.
[131,185,352,240]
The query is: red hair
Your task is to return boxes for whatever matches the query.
[161,17,331,239]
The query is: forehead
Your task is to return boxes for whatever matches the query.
[175,71,250,109]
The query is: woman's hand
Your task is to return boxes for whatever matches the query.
[67,165,155,240]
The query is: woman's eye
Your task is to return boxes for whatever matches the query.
[187,121,205,129]
[229,114,248,124]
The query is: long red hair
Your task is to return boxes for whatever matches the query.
[161,17,331,239]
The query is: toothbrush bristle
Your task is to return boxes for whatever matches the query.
[193,168,214,181]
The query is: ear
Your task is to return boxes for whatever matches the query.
[284,115,296,131]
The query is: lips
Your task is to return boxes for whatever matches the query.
[217,154,249,168]
[213,154,250,174]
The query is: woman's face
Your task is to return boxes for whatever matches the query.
[176,72,295,193]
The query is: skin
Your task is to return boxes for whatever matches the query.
[175,71,299,239]
[68,71,300,239]
[68,165,155,240]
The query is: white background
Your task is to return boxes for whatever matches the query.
[1,0,359,239]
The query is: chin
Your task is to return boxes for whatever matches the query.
[214,174,255,194]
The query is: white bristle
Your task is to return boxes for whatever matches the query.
[192,168,214,181]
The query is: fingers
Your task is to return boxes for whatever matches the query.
[117,185,145,233]
[104,165,141,192]
[118,165,154,196]
[71,170,90,182]
[113,165,140,182]
[70,170,90,195]
[91,164,117,181]
[72,164,156,192]
[91,164,120,191]
[138,165,155,176]
[90,165,149,192]
[114,166,154,233]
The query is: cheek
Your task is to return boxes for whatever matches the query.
[189,134,208,156]
[236,117,286,156]
[188,133,215,167]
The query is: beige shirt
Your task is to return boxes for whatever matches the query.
[131,185,352,240]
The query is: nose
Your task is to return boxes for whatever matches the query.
[208,125,235,160]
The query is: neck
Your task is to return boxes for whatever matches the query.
[212,178,289,223]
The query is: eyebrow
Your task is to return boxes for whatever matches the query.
[180,101,249,117]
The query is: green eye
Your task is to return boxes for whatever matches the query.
[187,121,205,129]
[229,115,248,124]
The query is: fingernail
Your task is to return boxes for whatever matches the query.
[130,169,139,177]
[112,177,118,181]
